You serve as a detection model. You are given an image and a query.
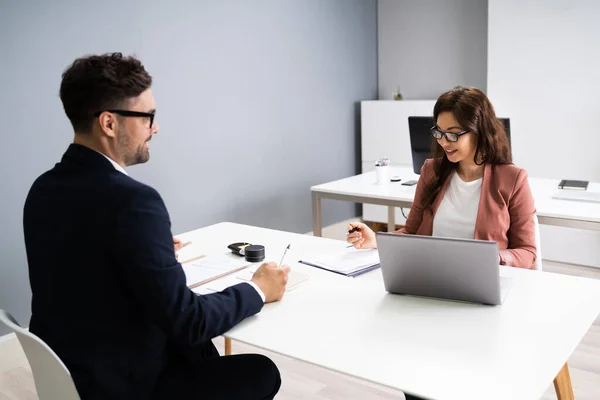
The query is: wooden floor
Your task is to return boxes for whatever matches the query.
[1,221,600,399]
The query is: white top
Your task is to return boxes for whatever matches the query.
[89,148,267,302]
[433,172,482,239]
[176,222,600,400]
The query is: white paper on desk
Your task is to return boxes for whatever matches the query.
[177,242,205,264]
[236,269,255,282]
[192,286,216,296]
[236,269,309,290]
[204,275,244,292]
[303,247,380,274]
[182,254,249,287]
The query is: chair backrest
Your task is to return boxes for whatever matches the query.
[0,310,80,400]
[533,213,543,271]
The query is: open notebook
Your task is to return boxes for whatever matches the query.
[199,268,308,294]
[181,254,250,288]
[299,247,380,277]
[182,253,309,294]
[176,242,206,264]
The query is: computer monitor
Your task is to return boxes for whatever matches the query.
[407,116,511,175]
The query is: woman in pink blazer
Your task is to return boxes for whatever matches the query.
[348,86,537,269]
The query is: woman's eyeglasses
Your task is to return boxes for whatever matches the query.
[430,126,469,142]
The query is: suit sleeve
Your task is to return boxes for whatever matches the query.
[396,160,432,235]
[114,185,263,348]
[498,169,537,269]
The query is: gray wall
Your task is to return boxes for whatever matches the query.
[378,0,488,100]
[0,0,377,334]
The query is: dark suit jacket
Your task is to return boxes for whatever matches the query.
[23,144,263,399]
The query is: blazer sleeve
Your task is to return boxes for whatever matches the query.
[114,184,263,348]
[498,169,537,269]
[396,159,433,235]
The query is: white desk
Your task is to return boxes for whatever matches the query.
[311,166,600,236]
[177,222,600,400]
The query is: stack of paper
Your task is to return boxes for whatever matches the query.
[176,242,205,264]
[192,265,309,295]
[236,269,308,292]
[299,247,380,277]
[182,254,250,288]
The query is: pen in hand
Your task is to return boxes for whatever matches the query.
[347,226,360,247]
[279,244,291,267]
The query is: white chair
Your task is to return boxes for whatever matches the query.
[0,310,80,400]
[533,213,543,271]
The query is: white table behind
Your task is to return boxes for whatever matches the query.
[314,166,600,228]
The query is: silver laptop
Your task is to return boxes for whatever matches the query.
[376,232,510,305]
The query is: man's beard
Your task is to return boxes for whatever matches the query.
[133,139,150,165]
[118,130,150,166]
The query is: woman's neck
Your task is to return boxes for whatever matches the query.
[457,159,484,182]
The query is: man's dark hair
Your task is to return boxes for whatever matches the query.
[59,52,152,133]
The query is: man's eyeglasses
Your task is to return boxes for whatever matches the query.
[430,126,469,143]
[94,110,155,128]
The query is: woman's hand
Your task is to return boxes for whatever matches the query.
[346,222,377,249]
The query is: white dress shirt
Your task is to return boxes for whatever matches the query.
[96,150,128,175]
[95,149,266,302]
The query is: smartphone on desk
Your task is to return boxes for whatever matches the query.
[401,180,418,186]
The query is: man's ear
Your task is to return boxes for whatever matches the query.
[97,111,118,138]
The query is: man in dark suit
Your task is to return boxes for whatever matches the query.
[23,53,290,400]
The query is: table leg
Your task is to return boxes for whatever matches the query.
[388,206,396,232]
[553,362,574,400]
[312,191,323,237]
[224,337,232,356]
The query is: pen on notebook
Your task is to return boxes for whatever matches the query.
[279,244,291,267]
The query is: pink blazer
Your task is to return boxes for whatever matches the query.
[397,158,537,269]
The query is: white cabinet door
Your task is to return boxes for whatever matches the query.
[413,101,436,117]
[360,100,435,224]
[361,100,436,167]
[361,101,413,166]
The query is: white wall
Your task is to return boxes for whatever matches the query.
[488,0,600,181]
[488,0,600,267]
[0,0,377,336]
[378,0,488,100]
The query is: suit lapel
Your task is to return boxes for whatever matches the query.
[473,163,492,240]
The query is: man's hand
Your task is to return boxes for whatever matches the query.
[251,262,291,303]
[173,236,191,259]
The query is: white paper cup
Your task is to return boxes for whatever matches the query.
[375,165,390,185]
